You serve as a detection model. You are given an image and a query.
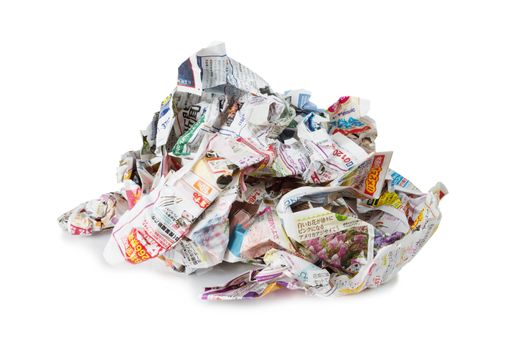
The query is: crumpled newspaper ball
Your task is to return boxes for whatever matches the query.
[59,42,447,300]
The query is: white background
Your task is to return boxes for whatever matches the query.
[1,1,522,349]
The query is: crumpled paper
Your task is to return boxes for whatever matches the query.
[59,42,447,300]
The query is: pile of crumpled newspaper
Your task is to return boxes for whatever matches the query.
[58,42,447,300]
